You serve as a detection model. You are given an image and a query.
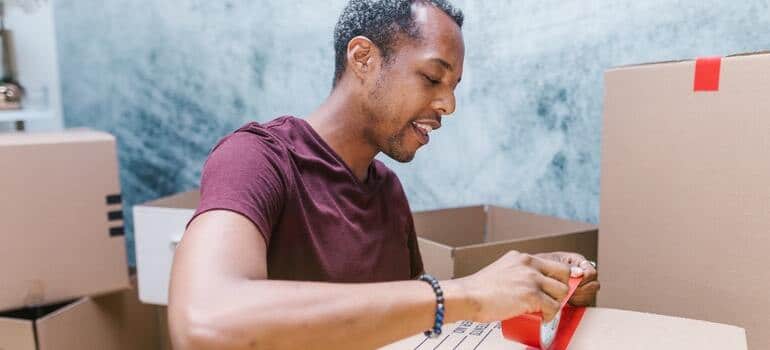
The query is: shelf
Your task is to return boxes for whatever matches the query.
[0,109,53,123]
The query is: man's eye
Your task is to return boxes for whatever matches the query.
[423,74,440,85]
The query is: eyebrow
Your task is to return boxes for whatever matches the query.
[429,58,453,71]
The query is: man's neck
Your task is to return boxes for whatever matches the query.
[306,87,379,183]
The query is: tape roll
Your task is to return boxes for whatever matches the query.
[501,277,585,350]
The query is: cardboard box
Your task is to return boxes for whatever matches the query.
[381,308,746,349]
[599,52,770,349]
[414,206,597,279]
[135,191,597,304]
[0,282,162,350]
[0,129,129,311]
[134,190,199,305]
[157,306,173,350]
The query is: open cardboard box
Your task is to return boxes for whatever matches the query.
[0,281,161,350]
[0,129,130,312]
[381,308,747,349]
[413,206,597,279]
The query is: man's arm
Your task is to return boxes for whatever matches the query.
[169,210,573,350]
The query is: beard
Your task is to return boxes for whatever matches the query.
[366,72,418,163]
[382,126,416,163]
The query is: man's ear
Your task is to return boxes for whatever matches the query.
[346,36,379,81]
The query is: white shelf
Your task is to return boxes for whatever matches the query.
[0,109,53,123]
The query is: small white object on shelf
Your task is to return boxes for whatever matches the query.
[0,0,62,132]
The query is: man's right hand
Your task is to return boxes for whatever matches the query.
[453,251,572,323]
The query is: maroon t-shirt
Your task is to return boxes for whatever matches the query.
[190,116,423,282]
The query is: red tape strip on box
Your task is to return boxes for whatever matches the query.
[501,277,585,350]
[693,56,722,92]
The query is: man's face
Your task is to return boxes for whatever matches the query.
[363,4,465,162]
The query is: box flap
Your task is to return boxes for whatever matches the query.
[91,285,162,350]
[416,238,455,280]
[486,206,595,243]
[0,317,35,350]
[0,299,77,350]
[452,230,597,278]
[36,287,160,350]
[608,50,770,71]
[36,298,102,350]
[412,206,486,247]
[142,190,200,209]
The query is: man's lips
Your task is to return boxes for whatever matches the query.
[410,118,441,145]
[412,118,441,131]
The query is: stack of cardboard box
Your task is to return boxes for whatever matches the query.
[0,129,163,350]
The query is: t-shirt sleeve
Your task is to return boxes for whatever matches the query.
[189,131,287,245]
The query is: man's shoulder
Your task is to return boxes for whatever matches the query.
[203,117,301,174]
[212,116,297,153]
[231,115,296,140]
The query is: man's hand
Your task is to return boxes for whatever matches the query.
[535,252,599,306]
[455,251,571,323]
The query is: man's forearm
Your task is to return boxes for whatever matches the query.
[170,278,477,350]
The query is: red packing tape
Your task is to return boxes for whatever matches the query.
[693,56,722,91]
[501,277,585,350]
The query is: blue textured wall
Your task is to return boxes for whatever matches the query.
[54,0,770,265]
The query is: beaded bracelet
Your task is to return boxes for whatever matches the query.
[418,274,445,338]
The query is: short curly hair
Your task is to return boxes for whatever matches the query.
[332,0,463,87]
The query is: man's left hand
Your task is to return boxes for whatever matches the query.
[535,252,599,306]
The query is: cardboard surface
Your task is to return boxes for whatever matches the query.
[134,191,199,305]
[0,129,129,311]
[599,52,770,349]
[0,283,161,350]
[381,308,746,350]
[0,317,36,350]
[157,306,173,350]
[414,206,597,280]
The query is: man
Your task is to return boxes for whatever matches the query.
[169,1,599,349]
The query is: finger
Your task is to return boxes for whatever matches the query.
[553,252,586,266]
[538,274,569,303]
[562,252,583,266]
[539,291,561,322]
[533,252,554,261]
[531,256,570,284]
[568,281,601,306]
